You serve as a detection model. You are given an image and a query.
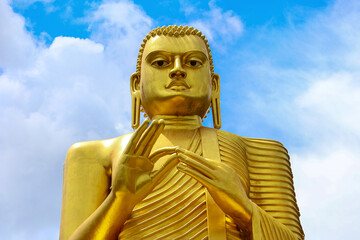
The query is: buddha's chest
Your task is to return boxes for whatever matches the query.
[150,129,200,171]
[152,129,199,149]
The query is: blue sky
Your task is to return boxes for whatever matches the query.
[11,0,329,42]
[1,0,360,239]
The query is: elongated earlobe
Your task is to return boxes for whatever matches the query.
[130,73,141,129]
[211,73,221,129]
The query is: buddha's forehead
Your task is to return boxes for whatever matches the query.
[143,35,208,57]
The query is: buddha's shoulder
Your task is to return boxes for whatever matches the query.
[65,133,134,167]
[215,128,288,153]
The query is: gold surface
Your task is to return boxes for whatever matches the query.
[60,25,304,240]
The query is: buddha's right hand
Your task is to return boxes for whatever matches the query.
[111,119,178,208]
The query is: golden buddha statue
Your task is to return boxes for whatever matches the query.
[60,25,304,240]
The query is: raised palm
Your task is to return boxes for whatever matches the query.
[111,119,178,207]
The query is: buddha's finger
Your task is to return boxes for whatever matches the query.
[178,154,215,179]
[141,120,165,157]
[126,119,150,154]
[176,148,215,170]
[134,120,159,154]
[150,153,178,184]
[149,147,178,163]
[177,163,212,188]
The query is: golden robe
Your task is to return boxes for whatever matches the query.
[119,127,304,239]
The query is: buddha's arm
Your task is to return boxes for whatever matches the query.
[242,137,305,240]
[60,139,139,240]
[67,189,134,240]
[59,140,113,240]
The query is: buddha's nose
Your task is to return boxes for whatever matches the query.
[169,57,187,79]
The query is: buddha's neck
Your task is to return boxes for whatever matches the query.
[151,115,202,130]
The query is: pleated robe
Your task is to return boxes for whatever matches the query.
[119,127,304,240]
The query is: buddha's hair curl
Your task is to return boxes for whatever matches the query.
[136,25,214,74]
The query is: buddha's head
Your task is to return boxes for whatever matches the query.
[130,25,221,129]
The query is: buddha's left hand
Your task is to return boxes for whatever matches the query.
[176,148,253,231]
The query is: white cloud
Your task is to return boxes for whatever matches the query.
[292,145,360,239]
[295,73,360,140]
[0,108,72,239]
[291,73,360,239]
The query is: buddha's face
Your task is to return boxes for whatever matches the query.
[137,35,214,118]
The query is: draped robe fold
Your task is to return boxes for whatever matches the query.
[119,127,304,240]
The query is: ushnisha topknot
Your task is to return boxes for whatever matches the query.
[136,25,214,74]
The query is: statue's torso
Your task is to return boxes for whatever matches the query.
[61,126,302,240]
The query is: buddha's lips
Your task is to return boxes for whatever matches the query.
[165,80,190,89]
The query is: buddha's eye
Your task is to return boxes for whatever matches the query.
[186,59,202,67]
[151,60,169,68]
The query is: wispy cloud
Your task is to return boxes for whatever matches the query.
[180,0,244,48]
[0,0,38,70]
[11,0,55,12]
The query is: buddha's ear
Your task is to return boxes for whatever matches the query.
[130,73,141,129]
[211,73,220,94]
[130,73,141,93]
[211,73,221,129]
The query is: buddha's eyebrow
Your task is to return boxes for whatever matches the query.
[145,51,171,61]
[183,51,208,59]
[145,50,208,60]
